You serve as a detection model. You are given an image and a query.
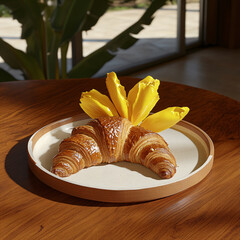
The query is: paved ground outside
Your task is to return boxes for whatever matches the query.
[0,3,200,80]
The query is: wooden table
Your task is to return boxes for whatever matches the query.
[1,77,240,239]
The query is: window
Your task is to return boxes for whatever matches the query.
[76,0,205,77]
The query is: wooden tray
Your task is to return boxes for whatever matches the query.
[28,114,214,203]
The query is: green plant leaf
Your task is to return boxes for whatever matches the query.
[68,0,167,78]
[26,17,55,79]
[0,38,45,80]
[47,0,94,79]
[81,0,111,31]
[0,67,17,82]
[0,0,44,39]
[51,0,94,45]
[0,0,48,78]
[68,47,114,78]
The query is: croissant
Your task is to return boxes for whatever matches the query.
[51,116,176,179]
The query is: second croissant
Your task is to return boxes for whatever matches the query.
[51,116,176,179]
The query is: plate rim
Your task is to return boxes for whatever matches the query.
[28,114,214,203]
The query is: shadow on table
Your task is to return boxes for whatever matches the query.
[4,136,144,207]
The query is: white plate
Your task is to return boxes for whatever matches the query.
[28,114,214,203]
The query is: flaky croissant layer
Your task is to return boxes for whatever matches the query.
[51,117,176,179]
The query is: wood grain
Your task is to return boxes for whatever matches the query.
[0,78,240,240]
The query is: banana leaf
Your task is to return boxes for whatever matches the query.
[68,0,167,78]
[26,2,56,77]
[0,67,17,82]
[0,0,48,78]
[0,38,45,80]
[0,0,167,80]
[47,0,111,79]
[0,0,44,39]
[51,0,93,45]
[26,28,46,77]
[51,0,110,44]
[47,0,91,78]
[81,0,111,31]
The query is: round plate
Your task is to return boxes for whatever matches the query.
[28,114,214,203]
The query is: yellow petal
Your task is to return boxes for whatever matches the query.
[106,72,128,118]
[80,89,119,119]
[128,76,160,125]
[140,107,190,132]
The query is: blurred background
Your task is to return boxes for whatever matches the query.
[0,0,239,100]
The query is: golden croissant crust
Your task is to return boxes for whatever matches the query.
[51,116,176,179]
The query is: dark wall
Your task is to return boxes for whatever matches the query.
[205,0,240,48]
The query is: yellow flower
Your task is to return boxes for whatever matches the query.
[128,76,160,125]
[106,72,128,119]
[80,89,119,119]
[140,107,190,132]
[79,72,190,132]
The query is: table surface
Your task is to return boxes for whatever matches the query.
[1,77,240,240]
